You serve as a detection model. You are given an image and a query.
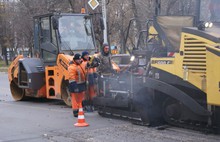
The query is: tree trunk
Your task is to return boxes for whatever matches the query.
[68,0,75,13]
[131,0,141,31]
[2,47,8,65]
[130,0,142,49]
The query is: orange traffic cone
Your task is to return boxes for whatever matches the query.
[74,105,89,127]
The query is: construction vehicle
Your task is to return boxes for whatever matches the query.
[93,0,220,132]
[8,13,97,106]
[110,45,119,54]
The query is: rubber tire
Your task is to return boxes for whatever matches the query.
[61,82,72,107]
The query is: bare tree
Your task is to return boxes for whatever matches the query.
[0,0,15,64]
[8,0,85,57]
[1,0,212,59]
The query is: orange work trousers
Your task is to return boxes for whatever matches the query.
[71,91,85,110]
[88,85,96,100]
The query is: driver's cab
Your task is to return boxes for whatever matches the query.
[137,0,220,58]
[33,13,96,66]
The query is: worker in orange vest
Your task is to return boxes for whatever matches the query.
[81,51,97,112]
[68,53,86,117]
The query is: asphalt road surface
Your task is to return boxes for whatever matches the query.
[1,72,220,142]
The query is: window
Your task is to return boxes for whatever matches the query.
[33,19,40,58]
[42,50,56,62]
[40,17,57,64]
[41,17,50,43]
[58,15,95,51]
[51,19,57,46]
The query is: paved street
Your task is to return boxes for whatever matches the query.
[0,72,129,142]
[1,72,220,142]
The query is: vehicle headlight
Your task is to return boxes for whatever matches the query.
[198,21,213,31]
[130,55,135,62]
[204,22,209,28]
[208,22,213,28]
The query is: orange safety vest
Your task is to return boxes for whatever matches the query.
[81,60,95,74]
[68,62,86,84]
[81,60,96,85]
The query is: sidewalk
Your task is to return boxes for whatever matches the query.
[0,67,8,72]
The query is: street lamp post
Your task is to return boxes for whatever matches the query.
[102,0,108,44]
[88,0,108,44]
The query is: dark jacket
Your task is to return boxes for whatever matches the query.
[97,53,113,74]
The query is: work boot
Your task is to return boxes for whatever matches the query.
[83,105,88,112]
[73,109,79,117]
[85,105,93,112]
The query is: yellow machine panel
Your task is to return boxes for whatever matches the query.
[206,45,220,106]
[151,58,176,75]
[151,32,220,97]
[179,33,208,91]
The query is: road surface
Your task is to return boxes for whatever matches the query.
[1,72,220,142]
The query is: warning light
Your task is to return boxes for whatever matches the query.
[81,7,86,14]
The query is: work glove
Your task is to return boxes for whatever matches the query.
[86,62,91,69]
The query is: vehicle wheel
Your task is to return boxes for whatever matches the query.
[10,81,26,101]
[61,82,72,107]
[162,97,182,122]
